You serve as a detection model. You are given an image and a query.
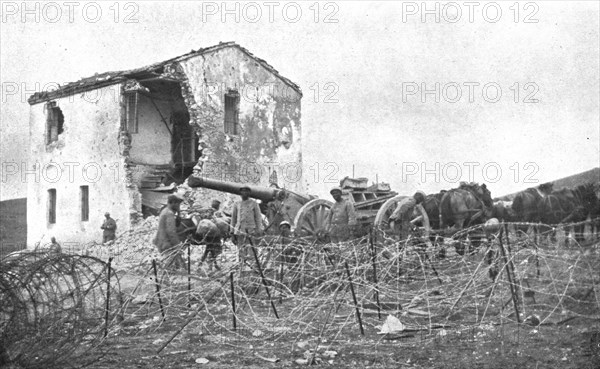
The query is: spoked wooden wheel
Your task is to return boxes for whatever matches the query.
[374,196,431,241]
[293,199,333,244]
[374,195,408,238]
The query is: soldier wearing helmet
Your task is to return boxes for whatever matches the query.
[278,221,293,246]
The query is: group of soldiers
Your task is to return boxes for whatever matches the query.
[149,184,389,273]
[149,187,266,272]
[38,211,117,253]
[77,180,425,274]
[41,184,426,270]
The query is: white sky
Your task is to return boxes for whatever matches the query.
[1,1,599,200]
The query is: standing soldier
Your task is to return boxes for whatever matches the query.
[326,187,358,243]
[101,212,117,243]
[230,186,263,268]
[48,237,62,253]
[153,194,185,269]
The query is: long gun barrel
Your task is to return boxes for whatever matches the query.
[188,175,318,235]
[188,176,308,203]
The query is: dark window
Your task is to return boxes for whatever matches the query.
[46,102,64,144]
[224,91,240,135]
[80,185,89,221]
[48,189,56,224]
[125,92,139,133]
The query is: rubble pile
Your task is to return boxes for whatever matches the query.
[84,213,236,272]
[85,216,160,269]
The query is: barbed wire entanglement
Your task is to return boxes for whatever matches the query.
[87,220,600,350]
[0,252,123,368]
[5,220,599,366]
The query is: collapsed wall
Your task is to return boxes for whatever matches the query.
[160,46,303,213]
[116,45,303,227]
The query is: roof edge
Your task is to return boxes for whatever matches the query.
[28,42,302,105]
[28,79,125,105]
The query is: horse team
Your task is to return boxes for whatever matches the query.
[418,181,600,248]
[514,182,600,244]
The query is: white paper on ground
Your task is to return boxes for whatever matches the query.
[378,315,405,334]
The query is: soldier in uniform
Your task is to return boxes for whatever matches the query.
[279,221,302,264]
[389,191,427,240]
[196,216,223,272]
[153,194,185,269]
[48,237,62,253]
[231,186,263,268]
[210,199,222,217]
[325,187,357,243]
[101,212,117,243]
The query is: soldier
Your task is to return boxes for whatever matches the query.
[211,199,222,217]
[389,191,427,240]
[101,212,117,243]
[231,186,263,268]
[279,221,302,264]
[153,194,185,269]
[279,220,293,239]
[196,217,223,272]
[48,237,62,253]
[325,187,357,243]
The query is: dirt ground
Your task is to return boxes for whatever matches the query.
[86,319,600,369]
[79,234,600,369]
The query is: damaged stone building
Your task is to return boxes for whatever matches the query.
[27,42,303,247]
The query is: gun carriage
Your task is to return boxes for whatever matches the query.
[187,175,409,242]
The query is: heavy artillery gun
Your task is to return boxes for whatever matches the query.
[187,176,314,235]
[187,175,411,242]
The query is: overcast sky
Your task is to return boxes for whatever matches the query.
[1,1,598,200]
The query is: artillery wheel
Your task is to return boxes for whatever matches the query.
[374,196,431,241]
[293,199,333,243]
[374,195,407,238]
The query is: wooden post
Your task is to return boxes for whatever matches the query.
[422,250,443,285]
[230,272,237,330]
[396,239,402,311]
[278,244,285,303]
[187,242,192,308]
[503,225,522,290]
[250,246,279,319]
[345,262,364,335]
[104,257,113,338]
[498,234,520,323]
[369,230,381,320]
[397,239,402,279]
[322,246,337,267]
[152,259,165,320]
